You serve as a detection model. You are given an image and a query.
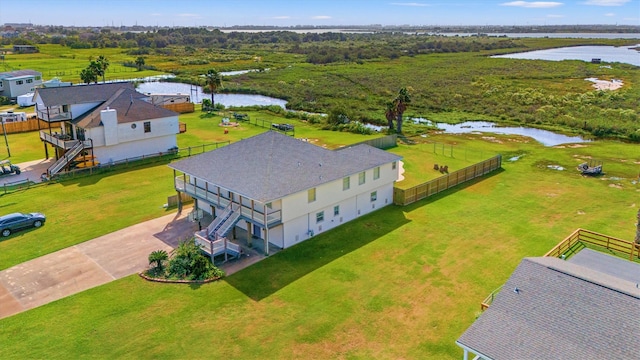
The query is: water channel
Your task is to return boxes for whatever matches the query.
[491,44,640,66]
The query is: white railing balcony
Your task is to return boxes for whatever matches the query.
[37,108,71,122]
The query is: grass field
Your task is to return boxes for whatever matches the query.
[0,109,638,358]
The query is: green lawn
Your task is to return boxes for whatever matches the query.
[0,124,638,358]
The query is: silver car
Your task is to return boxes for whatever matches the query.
[0,212,46,237]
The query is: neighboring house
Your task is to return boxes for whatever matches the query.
[456,250,640,360]
[34,82,179,176]
[0,70,42,99]
[169,131,402,256]
[12,44,38,53]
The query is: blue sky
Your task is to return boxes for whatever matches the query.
[1,0,638,27]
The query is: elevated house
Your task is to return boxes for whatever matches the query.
[0,69,42,99]
[169,131,402,258]
[456,251,640,360]
[34,82,179,176]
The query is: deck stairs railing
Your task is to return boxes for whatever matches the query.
[206,203,241,240]
[47,140,93,176]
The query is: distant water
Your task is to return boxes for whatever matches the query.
[432,33,640,39]
[412,119,589,147]
[492,44,640,66]
[136,82,287,108]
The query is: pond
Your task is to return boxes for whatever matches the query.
[412,119,589,147]
[491,44,640,67]
[135,81,287,108]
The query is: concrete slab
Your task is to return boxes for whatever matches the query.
[1,158,54,186]
[0,246,114,311]
[0,211,195,320]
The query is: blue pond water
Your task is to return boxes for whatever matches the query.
[136,81,287,108]
[414,119,589,147]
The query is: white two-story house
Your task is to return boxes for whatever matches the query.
[169,131,402,257]
[0,69,42,99]
[34,82,179,176]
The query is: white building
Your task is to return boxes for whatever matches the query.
[34,82,179,176]
[0,70,42,99]
[169,131,402,257]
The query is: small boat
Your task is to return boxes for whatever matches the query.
[577,162,602,175]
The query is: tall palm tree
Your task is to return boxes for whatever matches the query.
[95,55,109,83]
[204,69,222,108]
[385,101,396,131]
[394,87,411,134]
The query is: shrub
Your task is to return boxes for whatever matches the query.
[145,238,224,281]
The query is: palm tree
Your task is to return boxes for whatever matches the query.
[385,101,396,131]
[204,69,222,108]
[394,87,411,134]
[148,249,168,273]
[79,67,98,84]
[135,56,145,71]
[95,55,109,83]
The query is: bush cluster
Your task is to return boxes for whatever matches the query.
[146,239,224,281]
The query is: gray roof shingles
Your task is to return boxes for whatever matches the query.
[0,69,41,79]
[169,131,402,203]
[457,256,640,360]
[72,88,177,128]
[35,82,141,106]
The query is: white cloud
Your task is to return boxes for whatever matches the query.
[390,2,430,6]
[501,1,563,8]
[312,15,332,20]
[547,14,565,17]
[583,0,630,6]
[272,16,291,19]
[604,12,616,16]
[150,13,162,17]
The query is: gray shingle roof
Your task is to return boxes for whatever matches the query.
[72,88,178,128]
[0,69,41,79]
[457,256,640,360]
[35,82,141,106]
[169,131,402,203]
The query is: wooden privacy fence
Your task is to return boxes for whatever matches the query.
[545,228,640,261]
[337,134,397,150]
[162,102,195,113]
[393,154,502,206]
[0,119,59,134]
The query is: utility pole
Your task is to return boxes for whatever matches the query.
[1,119,10,157]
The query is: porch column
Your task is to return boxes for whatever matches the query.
[263,227,269,256]
[246,220,252,248]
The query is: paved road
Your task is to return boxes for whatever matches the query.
[0,211,196,319]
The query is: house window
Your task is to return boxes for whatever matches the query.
[374,166,380,180]
[392,161,397,170]
[144,121,151,133]
[334,205,340,216]
[308,188,316,203]
[343,176,350,191]
[26,79,33,84]
[316,211,324,223]
[16,80,23,85]
[35,76,41,80]
[358,171,366,185]
[370,191,377,202]
[265,202,272,209]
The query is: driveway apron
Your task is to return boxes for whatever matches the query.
[0,212,196,319]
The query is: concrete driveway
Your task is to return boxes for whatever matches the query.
[0,211,198,320]
[1,158,54,186]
